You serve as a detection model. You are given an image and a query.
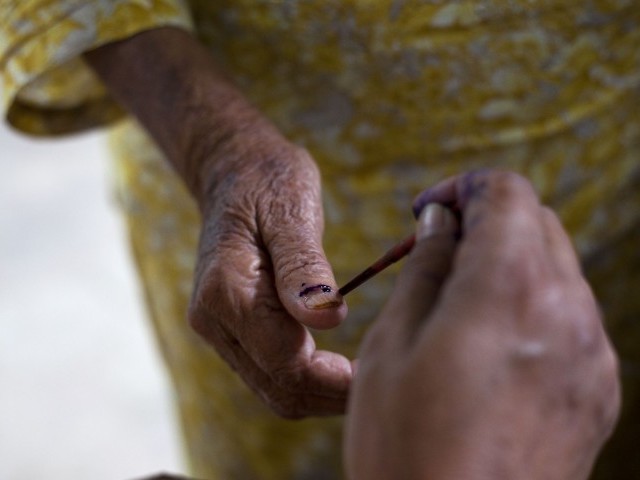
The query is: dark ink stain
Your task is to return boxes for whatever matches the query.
[460,170,490,205]
[299,284,332,297]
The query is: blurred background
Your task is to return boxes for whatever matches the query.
[0,122,184,479]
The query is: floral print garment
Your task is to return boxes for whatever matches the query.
[2,1,640,479]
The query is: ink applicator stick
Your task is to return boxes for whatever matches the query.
[338,233,416,296]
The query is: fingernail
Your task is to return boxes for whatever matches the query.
[417,203,455,240]
[299,284,343,310]
[412,190,434,218]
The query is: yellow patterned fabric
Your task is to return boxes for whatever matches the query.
[3,1,640,479]
[0,0,192,133]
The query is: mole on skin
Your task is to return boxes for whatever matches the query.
[299,283,341,309]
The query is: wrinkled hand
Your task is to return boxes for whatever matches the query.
[188,134,352,418]
[345,171,620,480]
[83,27,352,418]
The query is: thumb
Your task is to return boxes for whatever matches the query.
[265,218,347,331]
[382,203,460,338]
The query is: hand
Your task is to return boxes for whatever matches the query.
[345,171,620,480]
[85,28,352,417]
[189,133,353,418]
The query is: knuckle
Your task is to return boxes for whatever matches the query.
[259,149,320,197]
[497,277,593,346]
[264,389,308,419]
[477,171,540,225]
[520,279,612,363]
[528,281,594,332]
[528,280,568,317]
[267,190,321,228]
[592,347,622,435]
[188,309,206,337]
[461,169,533,206]
[483,254,543,300]
[562,286,605,352]
[602,345,621,383]
[273,248,327,284]
[491,170,534,197]
[187,298,213,338]
[188,299,213,338]
[291,145,320,175]
[187,275,241,344]
[270,361,309,393]
[253,292,285,319]
[188,301,236,348]
[256,156,321,218]
[598,342,621,394]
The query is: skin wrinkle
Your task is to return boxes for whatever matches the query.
[200,215,257,246]
[253,156,322,229]
[347,171,620,480]
[278,259,329,285]
[58,8,632,468]
[192,263,347,417]
[268,183,322,222]
[236,339,320,417]
[211,212,258,244]
[183,104,284,206]
[270,355,315,393]
[183,127,238,198]
[185,105,349,398]
[201,223,347,401]
[252,289,286,321]
[17,0,637,468]
[190,307,239,366]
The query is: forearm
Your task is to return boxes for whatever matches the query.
[83,27,283,203]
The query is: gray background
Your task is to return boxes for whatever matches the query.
[0,123,183,479]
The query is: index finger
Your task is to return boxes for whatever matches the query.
[414,170,548,292]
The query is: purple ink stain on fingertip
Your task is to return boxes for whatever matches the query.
[459,170,490,206]
[299,284,332,297]
[299,284,341,310]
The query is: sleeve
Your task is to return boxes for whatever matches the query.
[0,0,193,136]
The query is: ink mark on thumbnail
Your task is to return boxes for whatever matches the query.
[299,284,332,297]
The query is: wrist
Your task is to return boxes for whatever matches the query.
[84,27,285,202]
[184,103,289,207]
